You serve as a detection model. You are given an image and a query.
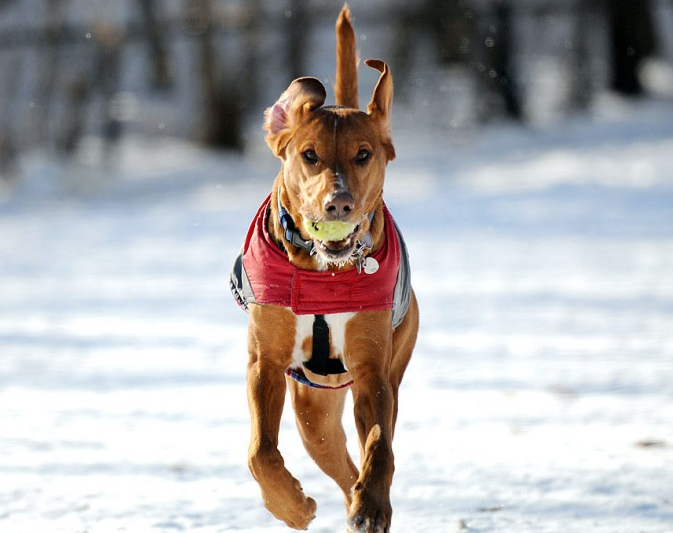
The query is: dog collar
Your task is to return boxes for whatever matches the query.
[276,188,375,260]
[277,189,315,253]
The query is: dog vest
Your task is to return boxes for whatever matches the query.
[230,195,411,328]
[230,195,412,389]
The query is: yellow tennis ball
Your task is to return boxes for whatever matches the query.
[303,219,356,242]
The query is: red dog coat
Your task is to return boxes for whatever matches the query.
[231,195,411,328]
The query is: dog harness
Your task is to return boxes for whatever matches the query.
[230,194,412,388]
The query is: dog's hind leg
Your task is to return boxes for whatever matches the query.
[288,380,359,506]
[246,305,317,530]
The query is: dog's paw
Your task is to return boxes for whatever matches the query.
[347,511,390,533]
[261,481,316,530]
[346,488,391,533]
[285,494,317,531]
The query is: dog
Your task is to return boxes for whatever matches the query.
[230,6,418,532]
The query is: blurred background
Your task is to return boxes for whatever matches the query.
[0,0,672,181]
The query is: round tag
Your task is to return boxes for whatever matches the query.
[363,257,379,275]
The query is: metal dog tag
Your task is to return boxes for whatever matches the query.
[363,257,379,275]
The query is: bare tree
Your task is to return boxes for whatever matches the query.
[34,0,65,145]
[188,0,243,149]
[94,24,124,157]
[567,0,593,111]
[0,7,19,178]
[287,0,309,81]
[137,0,172,90]
[427,0,475,65]
[608,0,657,95]
[409,0,522,121]
[480,0,522,120]
[58,78,89,155]
[0,131,17,181]
[239,0,262,117]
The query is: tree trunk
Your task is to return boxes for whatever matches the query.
[608,0,656,95]
[191,0,242,149]
[567,0,593,111]
[137,0,172,90]
[287,0,308,82]
[35,0,65,145]
[488,0,522,119]
[475,0,522,121]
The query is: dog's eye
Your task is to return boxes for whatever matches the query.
[355,149,370,164]
[302,149,319,164]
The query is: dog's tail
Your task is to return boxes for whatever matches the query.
[335,5,358,109]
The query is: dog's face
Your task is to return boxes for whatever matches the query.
[265,61,394,265]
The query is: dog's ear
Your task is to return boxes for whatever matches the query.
[264,77,326,157]
[365,59,395,161]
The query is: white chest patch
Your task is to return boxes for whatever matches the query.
[291,312,355,368]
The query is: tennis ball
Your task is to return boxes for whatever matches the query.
[303,219,356,242]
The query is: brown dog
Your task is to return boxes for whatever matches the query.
[230,6,418,532]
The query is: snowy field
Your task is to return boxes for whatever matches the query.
[1,97,673,532]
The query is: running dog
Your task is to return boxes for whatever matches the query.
[231,6,418,532]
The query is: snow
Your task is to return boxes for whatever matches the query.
[2,97,673,532]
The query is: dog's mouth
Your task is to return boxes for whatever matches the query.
[301,217,364,263]
[313,224,361,260]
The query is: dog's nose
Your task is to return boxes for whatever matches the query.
[324,191,355,220]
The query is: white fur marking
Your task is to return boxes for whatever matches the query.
[290,312,355,369]
[291,314,315,367]
[325,312,355,362]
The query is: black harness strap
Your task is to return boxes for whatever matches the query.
[302,315,348,376]
[277,190,314,253]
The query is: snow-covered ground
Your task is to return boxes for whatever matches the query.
[1,97,673,532]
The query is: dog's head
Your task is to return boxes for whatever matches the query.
[264,60,394,266]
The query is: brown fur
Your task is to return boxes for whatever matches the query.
[335,7,359,109]
[245,6,419,531]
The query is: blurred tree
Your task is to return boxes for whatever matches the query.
[239,0,262,116]
[137,0,173,90]
[58,78,89,155]
[428,0,474,64]
[0,132,17,181]
[479,0,522,120]
[392,0,477,102]
[423,0,522,121]
[188,0,243,150]
[93,23,124,158]
[608,0,657,95]
[0,2,19,177]
[34,0,65,145]
[287,0,309,81]
[567,0,593,111]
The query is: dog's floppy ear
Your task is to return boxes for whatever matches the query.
[365,59,395,161]
[264,77,326,157]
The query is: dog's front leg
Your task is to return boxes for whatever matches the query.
[345,313,396,533]
[246,305,317,530]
